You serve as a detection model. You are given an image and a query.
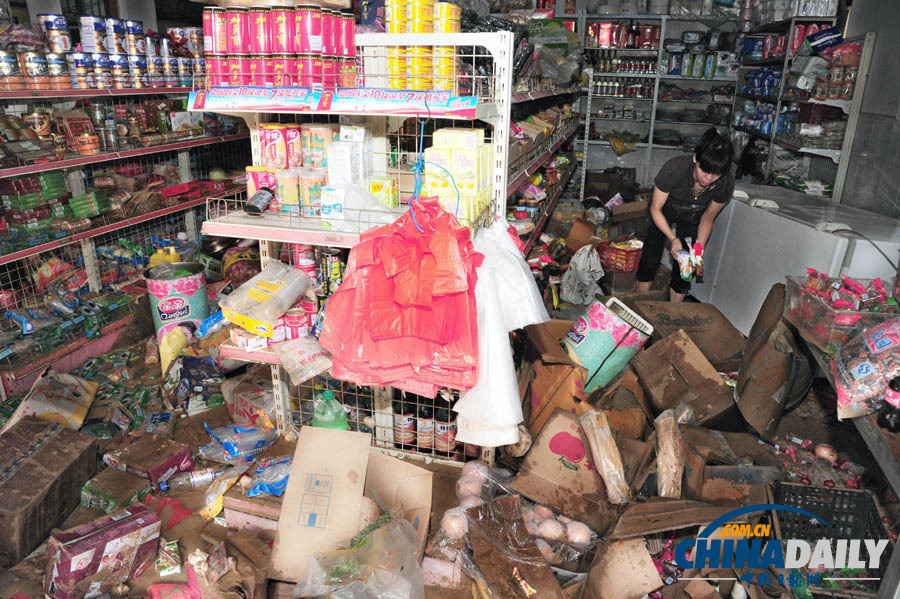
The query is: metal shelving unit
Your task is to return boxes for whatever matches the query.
[730,15,874,203]
[576,13,738,192]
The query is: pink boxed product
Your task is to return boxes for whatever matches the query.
[103,434,193,488]
[44,504,161,599]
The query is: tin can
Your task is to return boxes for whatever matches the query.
[147,56,164,88]
[45,52,71,89]
[340,14,355,57]
[284,308,309,339]
[309,54,323,90]
[226,8,250,54]
[300,299,318,328]
[434,19,460,33]
[168,27,187,42]
[91,52,113,89]
[192,58,205,76]
[321,10,335,56]
[109,53,131,88]
[248,55,265,86]
[67,52,93,88]
[38,13,66,32]
[387,46,406,89]
[249,7,272,54]
[203,7,228,55]
[205,55,223,86]
[270,6,295,54]
[295,5,322,54]
[406,1,434,19]
[386,21,406,34]
[144,263,210,342]
[80,16,108,52]
[340,58,355,88]
[19,52,49,89]
[408,20,434,33]
[46,30,72,53]
[24,111,52,136]
[435,2,461,19]
[104,18,126,54]
[322,55,338,91]
[177,57,194,86]
[295,53,313,87]
[125,20,146,54]
[320,248,343,293]
[245,187,276,215]
[128,54,148,88]
[227,55,249,86]
[187,28,204,56]
[272,54,293,86]
[163,56,179,87]
[155,37,170,59]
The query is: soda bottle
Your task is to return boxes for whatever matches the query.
[392,391,415,450]
[312,390,348,430]
[416,399,434,454]
[159,465,230,492]
[877,377,900,433]
[434,392,458,460]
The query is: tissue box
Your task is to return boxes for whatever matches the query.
[326,141,360,186]
[321,186,345,229]
[433,127,485,148]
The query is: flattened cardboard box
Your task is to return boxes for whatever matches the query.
[81,468,152,514]
[633,301,745,371]
[631,329,738,428]
[0,418,99,567]
[509,409,620,535]
[269,427,433,582]
[103,433,193,488]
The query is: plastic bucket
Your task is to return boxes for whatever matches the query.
[562,298,653,394]
[144,262,209,342]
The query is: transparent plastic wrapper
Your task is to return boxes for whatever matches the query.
[248,455,293,497]
[219,262,312,333]
[519,499,598,550]
[561,244,605,305]
[833,318,900,419]
[454,460,516,509]
[1,369,98,432]
[198,423,278,463]
[535,46,565,81]
[199,462,253,521]
[426,507,469,562]
[273,336,333,385]
[655,409,683,498]
[579,411,631,505]
[222,370,276,428]
[320,184,401,233]
[292,519,425,599]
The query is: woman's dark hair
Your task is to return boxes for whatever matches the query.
[694,127,734,175]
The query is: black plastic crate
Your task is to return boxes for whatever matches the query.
[772,482,893,598]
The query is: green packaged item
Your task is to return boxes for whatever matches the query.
[155,539,182,577]
[80,468,152,514]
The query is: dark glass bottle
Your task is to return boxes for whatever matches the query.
[877,377,900,434]
[416,399,434,454]
[392,391,415,451]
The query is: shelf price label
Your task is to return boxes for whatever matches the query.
[189,86,479,118]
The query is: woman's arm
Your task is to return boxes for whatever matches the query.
[697,200,726,247]
[650,186,674,241]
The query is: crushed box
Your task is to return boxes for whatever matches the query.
[81,467,152,514]
[103,434,193,488]
[0,418,98,567]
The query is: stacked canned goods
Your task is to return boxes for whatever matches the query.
[203,5,356,91]
[384,0,460,92]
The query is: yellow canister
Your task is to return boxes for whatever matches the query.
[406,3,434,19]
[408,76,432,90]
[385,2,406,24]
[386,21,407,33]
[407,20,434,33]
[434,19,461,33]
[434,77,455,91]
[435,2,461,20]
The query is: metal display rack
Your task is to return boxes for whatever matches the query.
[193,31,576,464]
[729,17,874,204]
[574,13,738,194]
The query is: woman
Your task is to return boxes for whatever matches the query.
[635,128,735,302]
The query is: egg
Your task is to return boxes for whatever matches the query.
[557,515,572,524]
[525,520,538,535]
[535,538,555,563]
[533,505,554,523]
[455,475,482,499]
[521,506,535,522]
[815,443,838,463]
[565,521,593,547]
[461,460,491,483]
[460,495,485,509]
[536,518,564,541]
[440,509,469,540]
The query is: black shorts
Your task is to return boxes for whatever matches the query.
[635,218,698,295]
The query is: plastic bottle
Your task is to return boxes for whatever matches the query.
[159,465,230,492]
[312,390,348,430]
[878,377,900,433]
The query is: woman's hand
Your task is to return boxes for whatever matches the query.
[669,237,683,259]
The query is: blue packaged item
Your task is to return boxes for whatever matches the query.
[198,423,277,463]
[247,455,293,497]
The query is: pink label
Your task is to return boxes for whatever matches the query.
[886,387,900,408]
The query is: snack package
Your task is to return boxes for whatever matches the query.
[199,462,253,521]
[197,423,277,464]
[248,455,292,497]
[833,317,900,419]
[219,262,312,338]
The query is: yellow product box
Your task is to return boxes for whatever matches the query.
[423,146,453,192]
[370,174,399,208]
[433,127,485,149]
[529,115,555,134]
[450,148,480,192]
[478,144,490,191]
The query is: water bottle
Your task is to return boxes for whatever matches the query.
[312,390,348,430]
[159,465,230,492]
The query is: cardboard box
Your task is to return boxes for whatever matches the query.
[81,468,152,514]
[0,419,99,567]
[509,409,620,534]
[269,428,433,582]
[44,504,161,599]
[633,301,746,371]
[609,500,745,539]
[524,319,590,436]
[223,486,281,535]
[585,539,663,599]
[103,434,193,488]
[631,330,737,428]
[565,218,600,252]
[610,199,649,223]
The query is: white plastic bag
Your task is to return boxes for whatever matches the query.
[273,336,333,385]
[560,244,605,305]
[219,262,311,328]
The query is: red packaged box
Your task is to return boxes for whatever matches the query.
[44,505,161,599]
[587,23,600,46]
[103,434,193,488]
[159,182,192,198]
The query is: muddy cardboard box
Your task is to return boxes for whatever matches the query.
[631,330,738,428]
[0,418,99,567]
[510,409,621,534]
[80,468,152,514]
[633,301,745,371]
[103,433,193,489]
[524,319,591,435]
[269,427,433,582]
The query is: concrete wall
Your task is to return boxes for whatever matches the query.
[841,0,900,217]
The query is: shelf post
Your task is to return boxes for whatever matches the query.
[81,238,101,293]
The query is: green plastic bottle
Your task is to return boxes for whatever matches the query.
[312,390,348,430]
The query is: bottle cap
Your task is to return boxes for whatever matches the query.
[159,481,169,491]
[323,390,334,400]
